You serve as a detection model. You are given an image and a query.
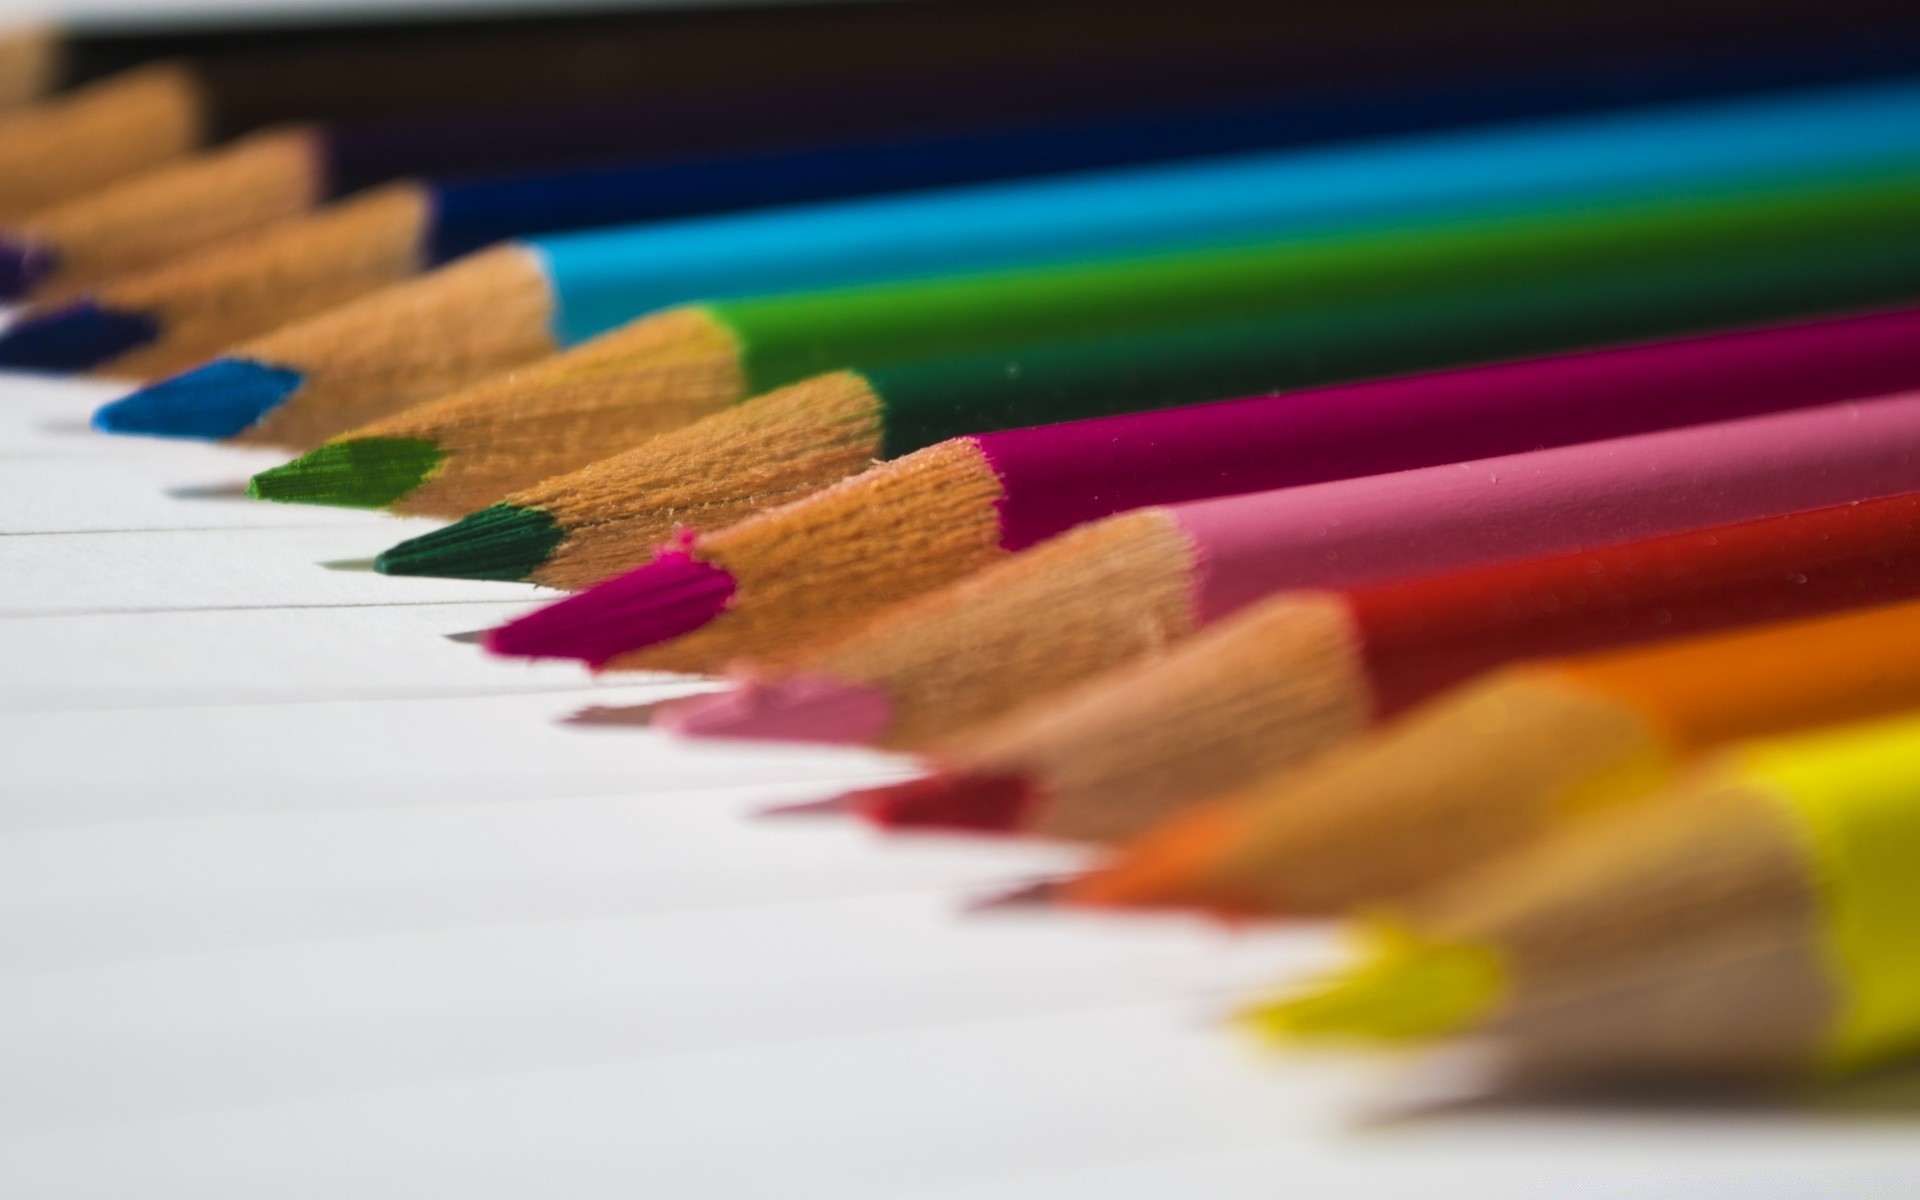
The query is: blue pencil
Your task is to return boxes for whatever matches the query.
[85,72,1920,443]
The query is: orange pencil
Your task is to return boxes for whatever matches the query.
[1065,596,1920,918]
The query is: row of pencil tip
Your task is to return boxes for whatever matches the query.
[10,0,1920,1104]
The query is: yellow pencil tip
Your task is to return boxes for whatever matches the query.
[1239,918,1505,1045]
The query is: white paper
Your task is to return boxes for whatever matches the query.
[6,360,1920,1200]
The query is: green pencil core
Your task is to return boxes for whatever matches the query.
[247,437,445,509]
[375,503,564,581]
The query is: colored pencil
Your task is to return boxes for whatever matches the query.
[1068,597,1920,921]
[377,302,1920,591]
[1247,707,1920,1083]
[234,161,1920,512]
[497,391,1920,746]
[5,86,1421,304]
[827,490,1920,844]
[86,79,1920,431]
[23,26,1920,313]
[6,0,1427,219]
[30,32,1920,306]
[0,84,1567,305]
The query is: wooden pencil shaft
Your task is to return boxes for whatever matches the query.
[15,129,323,299]
[1423,781,1836,1079]
[948,594,1374,843]
[0,65,202,218]
[514,372,887,585]
[95,186,434,380]
[234,245,556,449]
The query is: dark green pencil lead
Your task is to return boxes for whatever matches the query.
[375,503,565,581]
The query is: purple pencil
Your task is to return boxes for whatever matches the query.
[481,301,1920,681]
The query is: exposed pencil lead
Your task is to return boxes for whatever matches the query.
[319,558,377,572]
[0,299,155,372]
[93,358,304,439]
[1239,922,1506,1044]
[562,703,664,728]
[968,878,1068,913]
[247,437,445,509]
[484,550,736,666]
[848,771,1037,833]
[0,234,54,299]
[654,676,893,745]
[755,795,853,819]
[376,503,563,580]
[443,629,488,645]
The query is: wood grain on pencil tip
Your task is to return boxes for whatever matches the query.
[475,300,1920,721]
[0,127,325,301]
[1250,711,1920,1082]
[0,64,203,219]
[1069,596,1920,921]
[843,488,1920,845]
[628,389,1920,751]
[375,300,1920,589]
[0,185,436,380]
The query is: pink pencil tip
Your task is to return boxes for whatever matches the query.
[562,703,662,728]
[652,673,893,745]
[755,795,852,819]
[847,771,1037,834]
[483,550,736,666]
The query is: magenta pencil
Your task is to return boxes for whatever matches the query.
[627,388,1920,748]
[483,303,1920,686]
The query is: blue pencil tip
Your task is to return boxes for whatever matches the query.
[0,299,158,373]
[92,358,306,440]
[0,236,56,299]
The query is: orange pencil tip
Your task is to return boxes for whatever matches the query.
[1061,799,1260,913]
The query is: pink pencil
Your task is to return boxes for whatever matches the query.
[644,388,1920,748]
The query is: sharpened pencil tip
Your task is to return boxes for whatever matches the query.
[563,703,662,727]
[969,879,1067,912]
[1238,921,1506,1044]
[0,235,55,300]
[756,795,852,819]
[483,549,737,666]
[0,299,157,372]
[376,503,564,580]
[846,771,1037,833]
[247,437,445,509]
[93,357,304,439]
[653,675,893,745]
